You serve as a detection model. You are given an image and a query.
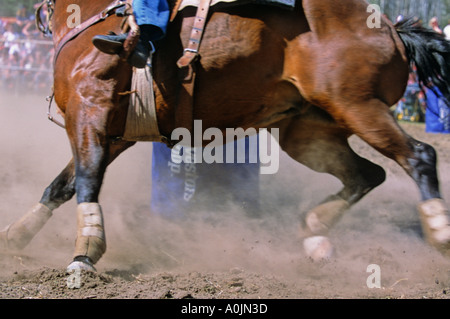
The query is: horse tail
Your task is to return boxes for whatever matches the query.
[395,17,450,106]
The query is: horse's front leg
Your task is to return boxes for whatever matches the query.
[64,98,129,271]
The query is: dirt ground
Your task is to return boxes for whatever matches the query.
[0,92,449,300]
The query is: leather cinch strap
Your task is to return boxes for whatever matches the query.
[177,0,212,68]
[174,0,212,140]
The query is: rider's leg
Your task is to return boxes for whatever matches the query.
[92,0,169,68]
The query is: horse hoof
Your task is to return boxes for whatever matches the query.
[303,235,334,261]
[418,199,450,254]
[66,256,97,272]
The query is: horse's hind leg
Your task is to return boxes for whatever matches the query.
[277,108,386,238]
[0,159,75,251]
[325,97,450,254]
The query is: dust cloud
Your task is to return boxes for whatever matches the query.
[1,92,450,298]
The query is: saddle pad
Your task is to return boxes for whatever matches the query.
[179,0,296,11]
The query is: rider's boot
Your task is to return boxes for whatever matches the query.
[92,26,152,68]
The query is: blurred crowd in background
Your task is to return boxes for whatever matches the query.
[0,4,53,95]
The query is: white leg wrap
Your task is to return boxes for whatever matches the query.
[305,199,349,235]
[0,203,52,250]
[418,199,450,253]
[73,203,106,264]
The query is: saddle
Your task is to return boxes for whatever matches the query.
[124,0,296,143]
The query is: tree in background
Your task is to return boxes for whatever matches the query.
[369,0,450,26]
[0,0,37,17]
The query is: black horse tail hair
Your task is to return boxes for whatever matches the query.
[395,16,450,106]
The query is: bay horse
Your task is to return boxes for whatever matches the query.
[1,0,450,270]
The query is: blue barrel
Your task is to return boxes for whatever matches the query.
[426,88,450,133]
[151,137,261,219]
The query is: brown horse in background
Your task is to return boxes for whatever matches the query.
[1,0,450,270]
